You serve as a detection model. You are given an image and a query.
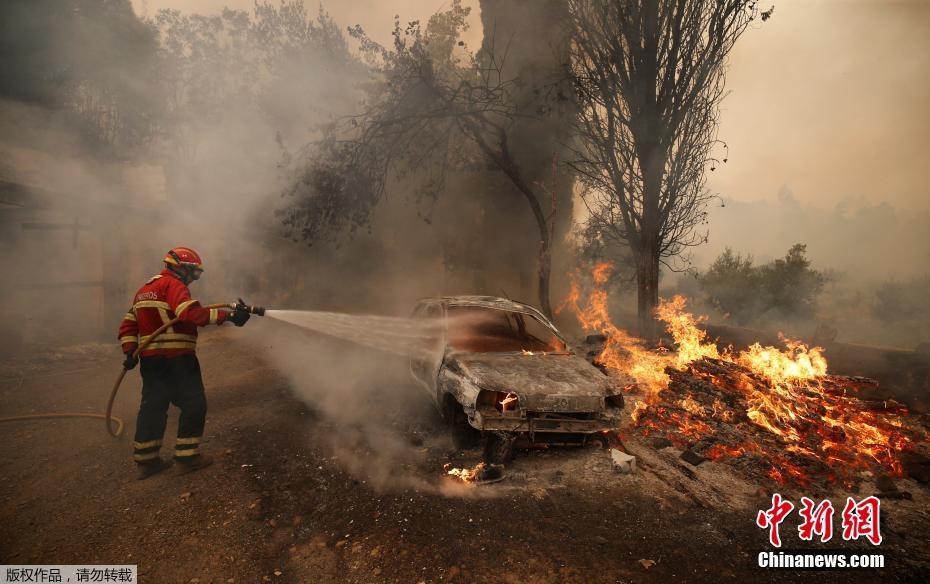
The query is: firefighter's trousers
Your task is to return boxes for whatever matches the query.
[132,354,207,464]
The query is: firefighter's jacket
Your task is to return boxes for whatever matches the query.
[118,269,228,357]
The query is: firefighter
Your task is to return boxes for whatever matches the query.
[118,247,251,479]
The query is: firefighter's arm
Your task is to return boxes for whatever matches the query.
[118,309,139,354]
[166,281,228,326]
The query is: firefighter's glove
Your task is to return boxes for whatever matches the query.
[123,352,139,371]
[228,309,250,327]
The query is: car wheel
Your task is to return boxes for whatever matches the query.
[584,434,609,449]
[584,432,619,450]
[445,396,480,450]
[482,431,516,464]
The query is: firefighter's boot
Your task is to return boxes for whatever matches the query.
[176,454,214,475]
[137,458,173,480]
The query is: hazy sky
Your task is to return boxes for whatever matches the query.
[131,0,930,210]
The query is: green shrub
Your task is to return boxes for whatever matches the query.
[699,244,825,325]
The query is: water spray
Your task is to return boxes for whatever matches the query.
[261,309,444,360]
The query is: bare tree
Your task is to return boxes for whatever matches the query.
[567,0,763,337]
[281,2,567,315]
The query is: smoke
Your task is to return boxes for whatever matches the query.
[707,0,930,214]
[693,189,930,282]
[5,0,928,486]
[0,1,384,351]
[244,312,495,496]
[0,0,556,493]
[663,189,930,349]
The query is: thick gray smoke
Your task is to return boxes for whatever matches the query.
[245,312,494,496]
[666,189,930,349]
[693,189,930,282]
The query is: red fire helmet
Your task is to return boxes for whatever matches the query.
[163,246,204,271]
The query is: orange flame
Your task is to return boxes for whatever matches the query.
[561,263,921,486]
[557,262,672,401]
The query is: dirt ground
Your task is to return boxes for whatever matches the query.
[1,329,928,583]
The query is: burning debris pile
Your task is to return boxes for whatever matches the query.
[637,356,919,488]
[561,263,928,489]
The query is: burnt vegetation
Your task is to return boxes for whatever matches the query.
[567,0,763,337]
[281,0,568,316]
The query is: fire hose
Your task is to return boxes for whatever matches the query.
[0,300,265,438]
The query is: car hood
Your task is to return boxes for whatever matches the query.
[448,352,612,400]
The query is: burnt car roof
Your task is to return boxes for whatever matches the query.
[415,295,552,322]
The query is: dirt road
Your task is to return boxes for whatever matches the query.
[1,330,927,583]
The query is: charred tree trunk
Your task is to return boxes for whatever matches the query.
[463,119,556,317]
[569,1,759,337]
[634,0,663,340]
[537,226,553,318]
[478,0,576,318]
[635,237,660,340]
[637,151,664,339]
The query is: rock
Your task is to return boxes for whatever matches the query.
[335,540,347,549]
[901,451,930,484]
[875,475,912,499]
[592,535,608,545]
[680,450,706,466]
[880,490,913,501]
[875,474,898,493]
[609,449,636,473]
[372,567,382,576]
[638,559,656,570]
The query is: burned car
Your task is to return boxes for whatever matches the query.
[409,296,629,461]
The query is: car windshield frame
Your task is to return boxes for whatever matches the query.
[444,304,573,355]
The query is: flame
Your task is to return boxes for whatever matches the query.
[561,263,921,487]
[557,262,673,400]
[737,338,827,384]
[445,462,498,484]
[654,295,719,366]
[447,466,478,482]
[500,392,518,412]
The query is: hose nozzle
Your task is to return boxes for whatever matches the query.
[236,297,266,316]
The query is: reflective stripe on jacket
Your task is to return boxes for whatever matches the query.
[118,269,227,358]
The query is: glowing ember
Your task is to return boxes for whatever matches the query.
[561,263,924,488]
